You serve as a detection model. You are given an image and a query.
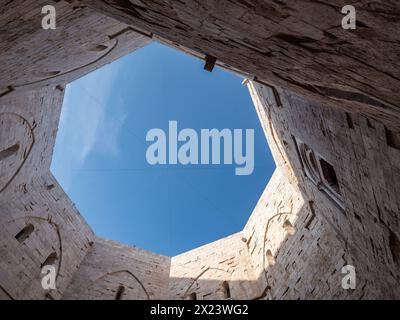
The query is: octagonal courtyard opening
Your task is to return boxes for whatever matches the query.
[50,42,275,256]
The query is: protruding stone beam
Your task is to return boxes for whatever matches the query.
[204,55,217,72]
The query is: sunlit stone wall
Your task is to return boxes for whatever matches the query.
[246,81,400,299]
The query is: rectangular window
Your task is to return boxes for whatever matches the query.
[319,157,340,194]
[293,137,344,209]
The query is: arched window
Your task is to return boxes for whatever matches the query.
[283,220,296,235]
[41,252,58,268]
[319,158,340,195]
[15,224,34,243]
[115,285,125,300]
[266,250,275,266]
[221,281,231,299]
[186,292,197,300]
[389,230,400,265]
[293,137,344,209]
[0,143,19,161]
[298,142,320,184]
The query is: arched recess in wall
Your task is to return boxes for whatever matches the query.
[297,142,321,184]
[0,112,34,193]
[261,212,298,275]
[182,267,232,300]
[7,216,63,279]
[115,285,125,300]
[283,220,296,235]
[6,25,151,94]
[10,39,118,91]
[91,270,150,300]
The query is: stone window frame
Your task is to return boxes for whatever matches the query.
[293,137,345,210]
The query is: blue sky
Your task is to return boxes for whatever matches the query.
[51,42,275,256]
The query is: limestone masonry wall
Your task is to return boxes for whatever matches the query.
[247,80,400,298]
[0,0,149,300]
[0,0,150,95]
[0,0,399,300]
[169,233,263,300]
[81,0,400,129]
[62,237,171,300]
[0,87,94,299]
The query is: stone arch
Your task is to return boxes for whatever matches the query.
[183,267,232,300]
[220,281,231,299]
[12,39,118,90]
[389,229,400,265]
[90,270,150,300]
[6,216,63,281]
[185,292,197,300]
[283,220,296,235]
[0,216,63,299]
[15,223,34,243]
[262,211,298,273]
[114,285,125,300]
[250,204,299,300]
[0,112,35,193]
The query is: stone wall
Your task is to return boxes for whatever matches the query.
[81,0,400,129]
[247,80,400,299]
[243,168,361,299]
[169,233,263,300]
[62,237,171,300]
[0,0,150,95]
[0,1,151,300]
[0,87,94,300]
[0,0,399,300]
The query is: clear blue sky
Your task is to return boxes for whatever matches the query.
[51,42,275,256]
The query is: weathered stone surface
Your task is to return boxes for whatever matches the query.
[62,238,171,300]
[169,233,263,300]
[0,0,399,300]
[81,0,400,128]
[247,80,400,299]
[0,0,150,94]
[0,88,94,300]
